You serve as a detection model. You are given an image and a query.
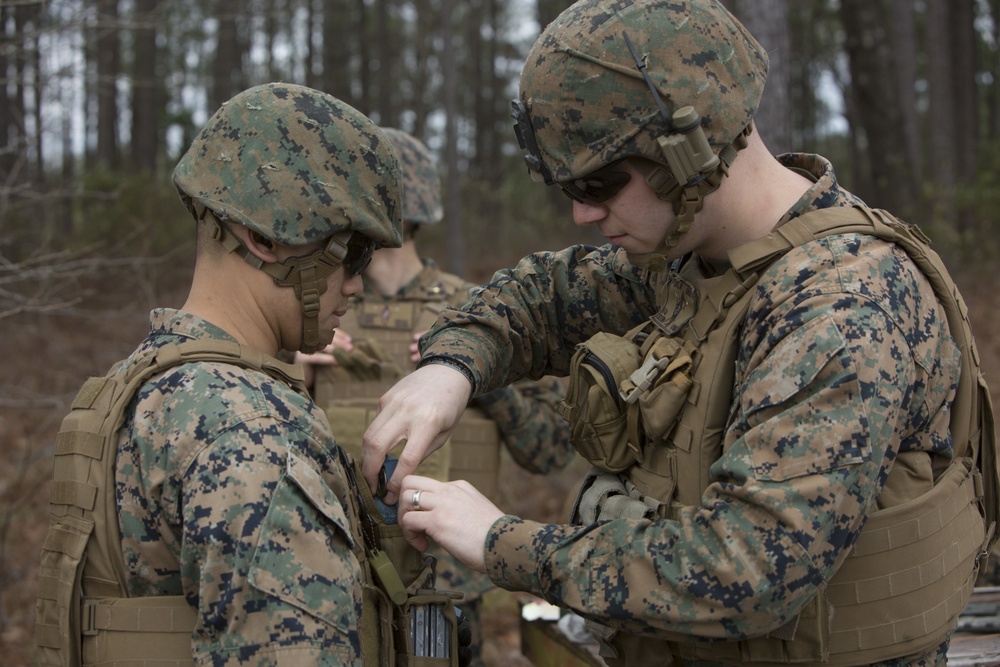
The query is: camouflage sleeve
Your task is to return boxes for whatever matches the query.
[473,376,573,474]
[483,236,959,639]
[421,244,656,395]
[179,417,363,665]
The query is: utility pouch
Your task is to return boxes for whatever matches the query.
[400,590,464,665]
[559,332,643,472]
[35,514,94,667]
[560,328,699,473]
[621,335,698,443]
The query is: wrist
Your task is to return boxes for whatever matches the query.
[418,356,477,394]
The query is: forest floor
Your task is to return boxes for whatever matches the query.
[1,260,999,666]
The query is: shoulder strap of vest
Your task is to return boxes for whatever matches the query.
[728,205,998,553]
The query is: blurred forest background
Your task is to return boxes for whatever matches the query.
[3,0,1000,665]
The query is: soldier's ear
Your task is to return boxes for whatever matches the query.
[241,228,279,264]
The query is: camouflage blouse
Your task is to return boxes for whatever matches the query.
[115,309,363,666]
[420,154,959,664]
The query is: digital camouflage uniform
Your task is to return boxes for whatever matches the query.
[419,154,962,666]
[116,309,364,665]
[432,1,989,661]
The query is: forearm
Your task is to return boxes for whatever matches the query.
[483,471,855,640]
[421,244,656,394]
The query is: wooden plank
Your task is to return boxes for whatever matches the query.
[520,615,602,667]
[949,587,1000,666]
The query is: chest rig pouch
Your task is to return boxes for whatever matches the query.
[558,268,702,476]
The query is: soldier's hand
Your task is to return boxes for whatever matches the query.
[362,364,471,502]
[397,476,503,573]
[294,332,355,387]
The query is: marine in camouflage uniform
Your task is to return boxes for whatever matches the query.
[365,2,995,666]
[85,84,400,665]
[304,128,573,667]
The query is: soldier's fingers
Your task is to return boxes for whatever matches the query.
[361,419,398,494]
[384,428,449,503]
[399,509,431,552]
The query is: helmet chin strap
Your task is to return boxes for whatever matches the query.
[201,207,350,354]
[627,124,752,271]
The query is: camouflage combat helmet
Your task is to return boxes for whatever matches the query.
[512,0,768,261]
[172,83,404,352]
[381,128,443,225]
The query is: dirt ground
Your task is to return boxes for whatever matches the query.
[1,261,998,666]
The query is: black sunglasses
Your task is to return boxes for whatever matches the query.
[560,164,632,205]
[341,233,376,276]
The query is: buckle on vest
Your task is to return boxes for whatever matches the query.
[620,356,671,404]
[81,599,98,636]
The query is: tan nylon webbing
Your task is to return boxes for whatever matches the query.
[42,522,90,557]
[849,465,976,557]
[828,494,982,606]
[55,431,105,458]
[830,582,970,653]
[49,481,98,511]
[35,624,61,649]
[85,601,195,633]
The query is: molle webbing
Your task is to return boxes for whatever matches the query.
[36,341,306,667]
[671,457,984,666]
[825,458,983,661]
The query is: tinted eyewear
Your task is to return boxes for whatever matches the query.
[560,165,632,204]
[340,233,376,276]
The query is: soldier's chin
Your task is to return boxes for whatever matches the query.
[299,330,335,355]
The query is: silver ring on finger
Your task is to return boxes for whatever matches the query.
[412,488,424,511]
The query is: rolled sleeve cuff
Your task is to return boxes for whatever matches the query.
[485,516,542,591]
[485,515,582,595]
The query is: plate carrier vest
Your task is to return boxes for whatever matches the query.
[35,339,461,667]
[312,270,503,500]
[560,206,998,666]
